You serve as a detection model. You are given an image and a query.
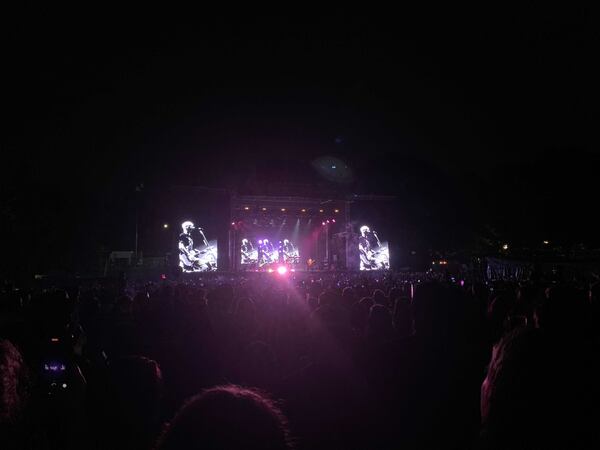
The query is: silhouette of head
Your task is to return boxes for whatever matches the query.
[481,327,596,448]
[156,385,292,450]
[0,340,28,426]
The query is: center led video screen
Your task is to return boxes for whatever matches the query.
[240,237,300,270]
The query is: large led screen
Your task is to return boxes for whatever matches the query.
[358,224,390,271]
[178,220,218,272]
[241,237,299,270]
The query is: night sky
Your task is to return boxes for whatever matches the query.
[3,10,598,275]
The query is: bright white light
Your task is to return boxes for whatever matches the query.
[543,240,549,245]
[62,383,67,389]
[163,223,169,229]
[502,244,509,250]
[277,266,287,275]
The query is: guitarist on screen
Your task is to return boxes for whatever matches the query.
[241,238,255,264]
[282,239,297,263]
[179,221,199,271]
[359,225,377,270]
[179,221,217,272]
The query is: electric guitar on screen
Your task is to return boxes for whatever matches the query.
[359,248,378,270]
[180,245,217,272]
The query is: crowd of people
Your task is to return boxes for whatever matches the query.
[1,271,598,449]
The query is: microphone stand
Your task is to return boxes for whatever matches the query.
[198,228,216,267]
[198,229,209,247]
[373,231,382,247]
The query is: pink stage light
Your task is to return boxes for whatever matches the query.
[267,268,274,273]
[332,219,335,223]
[322,222,326,226]
[277,266,287,275]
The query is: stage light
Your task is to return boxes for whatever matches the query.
[231,222,236,226]
[322,222,325,226]
[332,219,335,223]
[334,209,339,213]
[301,209,306,213]
[277,266,287,275]
[502,244,509,250]
[244,206,250,210]
[326,220,330,223]
[319,209,324,213]
[163,223,169,229]
[543,240,549,245]
[262,207,267,211]
[281,208,286,212]
[267,268,274,273]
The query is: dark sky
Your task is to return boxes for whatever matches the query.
[3,10,599,273]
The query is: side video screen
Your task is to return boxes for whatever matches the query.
[358,224,390,271]
[178,220,218,272]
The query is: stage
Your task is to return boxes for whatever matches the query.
[172,194,392,274]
